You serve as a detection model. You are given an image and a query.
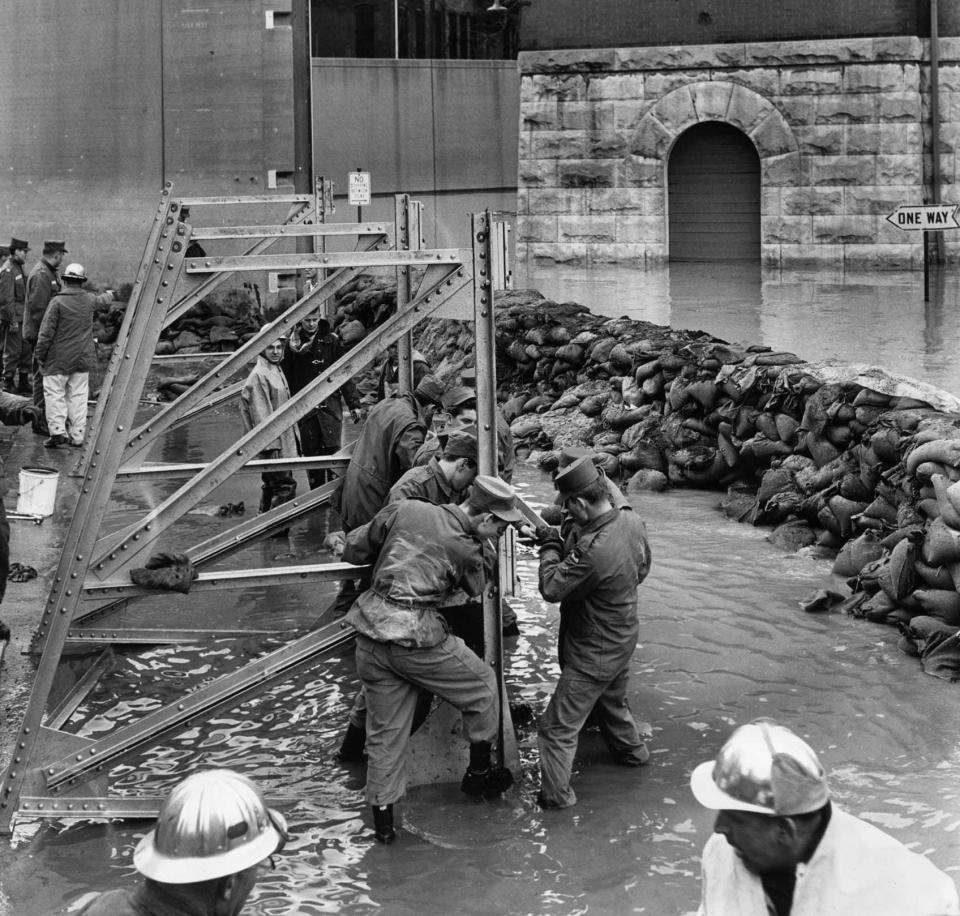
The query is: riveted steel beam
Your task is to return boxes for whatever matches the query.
[43,621,356,792]
[45,650,115,730]
[92,263,471,578]
[185,248,466,273]
[115,455,349,482]
[18,794,308,821]
[191,222,388,240]
[64,628,279,645]
[179,194,317,205]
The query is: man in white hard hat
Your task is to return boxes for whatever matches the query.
[75,769,287,916]
[690,718,959,916]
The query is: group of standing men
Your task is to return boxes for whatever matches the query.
[0,236,110,448]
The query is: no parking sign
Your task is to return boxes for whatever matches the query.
[348,170,371,207]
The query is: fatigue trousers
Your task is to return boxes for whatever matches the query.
[537,665,647,808]
[297,414,340,490]
[2,322,29,383]
[356,632,499,805]
[43,372,89,442]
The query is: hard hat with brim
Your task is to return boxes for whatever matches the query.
[689,719,830,817]
[554,455,600,498]
[62,263,87,282]
[134,769,286,883]
[470,474,522,522]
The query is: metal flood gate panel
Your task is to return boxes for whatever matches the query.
[667,122,761,262]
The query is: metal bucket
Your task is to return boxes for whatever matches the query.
[16,467,60,517]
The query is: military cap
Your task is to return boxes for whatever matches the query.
[554,455,600,498]
[437,422,477,447]
[442,429,478,462]
[414,375,445,407]
[8,237,29,253]
[442,386,476,412]
[42,239,67,254]
[469,475,522,522]
[557,445,597,469]
[460,366,477,385]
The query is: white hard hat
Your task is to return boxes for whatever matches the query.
[133,769,287,883]
[62,263,87,282]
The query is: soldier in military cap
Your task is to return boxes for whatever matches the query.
[0,237,30,392]
[342,475,520,842]
[533,456,653,809]
[23,240,67,429]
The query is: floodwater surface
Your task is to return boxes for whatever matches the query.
[2,262,960,915]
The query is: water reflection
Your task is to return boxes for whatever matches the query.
[517,261,960,396]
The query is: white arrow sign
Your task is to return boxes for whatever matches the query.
[886,204,960,231]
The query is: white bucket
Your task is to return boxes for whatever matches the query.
[17,467,60,517]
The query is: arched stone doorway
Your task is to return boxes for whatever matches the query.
[668,122,761,261]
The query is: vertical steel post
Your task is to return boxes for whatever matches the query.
[292,0,314,294]
[394,195,418,395]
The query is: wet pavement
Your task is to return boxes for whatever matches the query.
[1,261,960,914]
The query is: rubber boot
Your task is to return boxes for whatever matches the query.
[461,741,514,799]
[17,372,30,395]
[337,722,367,762]
[372,804,395,844]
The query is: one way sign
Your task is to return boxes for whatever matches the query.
[886,204,960,231]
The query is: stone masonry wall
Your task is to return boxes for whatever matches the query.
[517,38,960,269]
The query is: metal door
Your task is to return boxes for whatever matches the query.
[668,122,760,261]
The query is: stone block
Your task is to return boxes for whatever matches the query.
[516,215,558,243]
[773,95,818,127]
[812,215,875,244]
[528,74,589,102]
[793,125,844,156]
[614,214,665,242]
[876,155,922,186]
[877,215,922,245]
[844,185,912,216]
[586,74,646,101]
[810,156,876,186]
[529,130,582,159]
[867,123,921,157]
[629,115,673,159]
[878,92,921,123]
[516,188,530,215]
[815,94,877,124]
[751,111,797,157]
[652,84,697,134]
[723,69,780,98]
[520,49,616,75]
[764,215,807,245]
[762,151,802,187]
[779,67,843,96]
[614,99,655,132]
[585,129,629,158]
[588,188,650,213]
[782,187,843,216]
[558,215,617,242]
[779,243,845,267]
[843,64,908,94]
[550,242,589,264]
[692,81,734,122]
[871,36,923,63]
[644,243,668,266]
[560,101,614,132]
[761,186,781,216]
[843,243,918,270]
[558,159,616,188]
[643,71,699,99]
[614,44,745,71]
[937,63,960,93]
[585,242,648,264]
[761,244,783,269]
[520,77,537,105]
[528,188,590,215]
[521,101,560,131]
[749,38,873,67]
[727,83,782,134]
[621,154,664,188]
[518,158,558,188]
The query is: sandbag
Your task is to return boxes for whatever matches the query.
[922,517,960,565]
[832,531,884,578]
[913,558,956,591]
[901,615,960,681]
[932,473,960,530]
[906,438,960,476]
[912,589,960,627]
[827,495,868,539]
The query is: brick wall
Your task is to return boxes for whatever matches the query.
[521,0,959,52]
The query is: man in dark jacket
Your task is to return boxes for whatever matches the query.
[534,456,653,809]
[23,239,66,432]
[282,310,362,490]
[343,475,519,843]
[34,262,97,448]
[0,237,30,392]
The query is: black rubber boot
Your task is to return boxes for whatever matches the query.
[372,804,395,843]
[461,742,514,798]
[337,722,367,762]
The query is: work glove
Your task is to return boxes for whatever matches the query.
[534,525,563,550]
[17,406,41,427]
[324,530,346,557]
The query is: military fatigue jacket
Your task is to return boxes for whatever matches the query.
[539,507,651,680]
[75,879,210,915]
[343,498,484,647]
[0,257,26,325]
[386,456,459,507]
[23,258,61,345]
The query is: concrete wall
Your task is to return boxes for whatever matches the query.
[517,38,960,269]
[521,0,960,51]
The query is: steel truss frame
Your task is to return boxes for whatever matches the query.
[0,184,511,832]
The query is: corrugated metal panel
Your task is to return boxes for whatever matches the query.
[668,123,760,262]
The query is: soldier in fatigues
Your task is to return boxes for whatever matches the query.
[342,475,520,843]
[0,237,30,393]
[534,456,653,809]
[23,240,67,432]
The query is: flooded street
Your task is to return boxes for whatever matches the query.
[3,262,960,914]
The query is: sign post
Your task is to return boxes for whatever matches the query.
[348,168,371,224]
[886,204,959,302]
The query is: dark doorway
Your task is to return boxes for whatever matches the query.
[668,122,760,261]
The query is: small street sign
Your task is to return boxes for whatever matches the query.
[886,204,960,231]
[348,170,371,207]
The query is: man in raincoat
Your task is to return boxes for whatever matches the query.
[690,718,959,915]
[534,456,652,809]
